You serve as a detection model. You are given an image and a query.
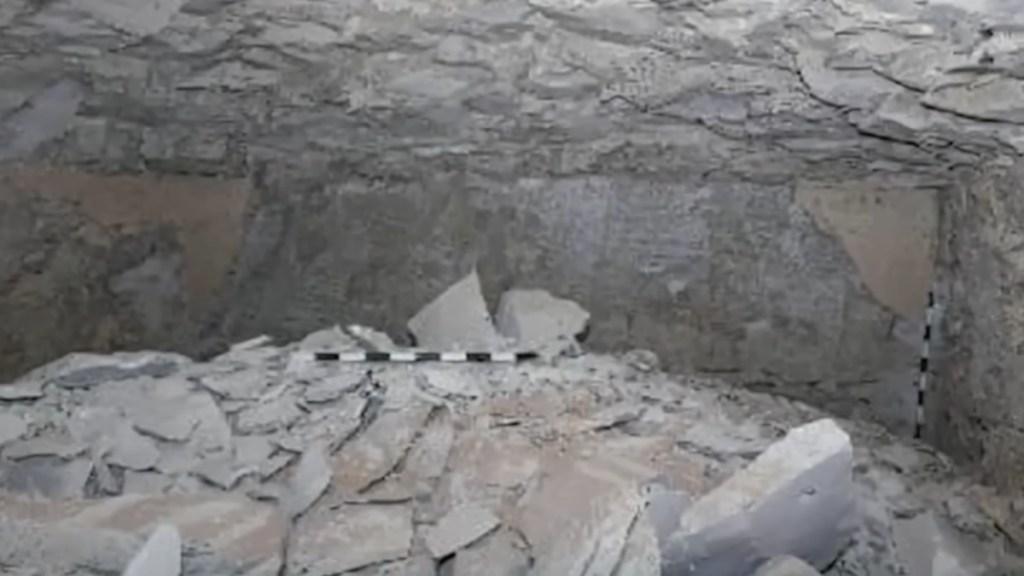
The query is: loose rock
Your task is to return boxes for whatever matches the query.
[662,419,855,575]
[408,271,503,350]
[0,413,28,447]
[424,503,502,559]
[283,441,331,518]
[495,288,590,353]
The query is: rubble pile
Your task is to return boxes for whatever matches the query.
[0,274,1020,575]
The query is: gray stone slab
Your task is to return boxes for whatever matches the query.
[0,413,28,448]
[291,505,414,575]
[407,271,503,351]
[283,441,331,518]
[0,456,92,499]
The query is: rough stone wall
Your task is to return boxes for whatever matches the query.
[936,158,1024,493]
[1,0,1023,433]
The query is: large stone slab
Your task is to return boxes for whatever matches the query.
[408,271,503,350]
[661,419,855,575]
[290,504,414,575]
[0,492,288,574]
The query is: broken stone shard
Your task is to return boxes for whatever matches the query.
[0,380,44,400]
[495,288,590,352]
[39,352,189,389]
[0,413,28,447]
[425,503,502,559]
[3,437,85,460]
[121,524,181,576]
[662,418,855,576]
[754,555,822,576]
[284,442,332,518]
[408,270,503,350]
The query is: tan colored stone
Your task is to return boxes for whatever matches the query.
[0,493,287,573]
[290,504,414,575]
[334,403,433,493]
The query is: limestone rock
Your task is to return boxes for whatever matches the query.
[291,505,414,575]
[452,529,531,576]
[0,413,28,448]
[0,381,44,401]
[662,419,855,575]
[408,271,503,351]
[495,288,590,353]
[121,524,181,576]
[754,555,822,576]
[284,441,332,518]
[334,403,434,493]
[424,504,502,559]
[0,456,93,499]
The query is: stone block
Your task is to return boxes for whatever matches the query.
[408,271,503,351]
[662,419,855,575]
[495,288,590,353]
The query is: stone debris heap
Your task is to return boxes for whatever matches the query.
[0,272,1020,576]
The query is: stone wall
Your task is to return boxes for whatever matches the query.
[1,0,1023,434]
[935,158,1024,493]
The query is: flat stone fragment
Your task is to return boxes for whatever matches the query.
[235,397,303,434]
[304,374,361,404]
[754,555,822,576]
[193,455,251,490]
[453,529,530,576]
[122,524,181,576]
[0,381,45,400]
[0,413,28,447]
[199,368,269,400]
[662,419,855,576]
[283,441,331,518]
[407,270,503,350]
[425,504,502,559]
[0,456,93,499]
[106,426,161,471]
[291,505,414,575]
[334,404,433,493]
[38,352,189,390]
[133,401,199,443]
[3,437,85,460]
[495,288,590,351]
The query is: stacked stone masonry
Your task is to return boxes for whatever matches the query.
[3,0,1024,493]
